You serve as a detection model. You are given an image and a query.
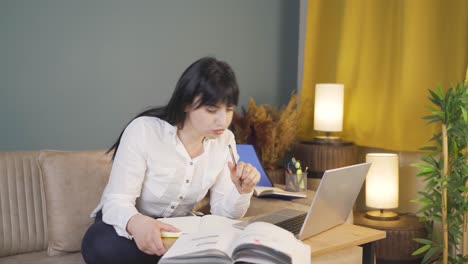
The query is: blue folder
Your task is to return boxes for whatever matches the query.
[236,144,273,187]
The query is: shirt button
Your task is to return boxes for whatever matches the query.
[189,162,193,165]
[179,196,183,200]
[171,206,175,209]
[186,179,190,183]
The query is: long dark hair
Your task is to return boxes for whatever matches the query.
[108,57,240,159]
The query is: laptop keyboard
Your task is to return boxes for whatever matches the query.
[275,213,307,235]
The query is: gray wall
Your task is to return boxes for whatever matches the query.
[0,0,299,150]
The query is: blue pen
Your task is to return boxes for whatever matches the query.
[228,144,243,188]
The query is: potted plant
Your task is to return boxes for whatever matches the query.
[231,93,300,183]
[412,82,468,264]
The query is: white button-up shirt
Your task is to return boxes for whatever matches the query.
[91,116,252,238]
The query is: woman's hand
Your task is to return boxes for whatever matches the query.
[126,214,180,256]
[228,161,261,194]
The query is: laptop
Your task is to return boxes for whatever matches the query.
[236,144,306,198]
[233,162,371,240]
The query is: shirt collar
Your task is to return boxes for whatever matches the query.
[162,119,213,150]
[161,120,178,145]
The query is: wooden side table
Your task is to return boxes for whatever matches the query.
[294,140,358,190]
[354,211,427,264]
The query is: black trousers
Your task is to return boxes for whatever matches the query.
[81,211,161,264]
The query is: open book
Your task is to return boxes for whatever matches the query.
[160,221,310,264]
[253,186,306,199]
[158,215,240,238]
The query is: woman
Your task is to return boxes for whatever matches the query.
[81,57,260,264]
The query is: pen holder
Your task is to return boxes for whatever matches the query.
[285,172,307,193]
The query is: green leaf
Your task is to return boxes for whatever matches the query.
[429,88,442,102]
[427,119,441,124]
[417,167,437,175]
[419,197,433,204]
[413,244,431,255]
[422,245,442,264]
[436,85,443,98]
[421,155,439,166]
[428,98,441,109]
[425,105,438,113]
[436,177,448,184]
[417,203,435,214]
[432,215,442,222]
[413,162,430,168]
[414,238,433,245]
[461,106,467,122]
[419,146,437,152]
[422,114,441,120]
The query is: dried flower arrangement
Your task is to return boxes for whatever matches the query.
[231,93,300,170]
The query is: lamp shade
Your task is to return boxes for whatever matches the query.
[313,84,344,132]
[365,153,399,209]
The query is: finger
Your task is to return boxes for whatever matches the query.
[228,161,241,180]
[241,165,255,185]
[251,169,260,184]
[155,240,167,256]
[242,165,252,177]
[140,239,159,256]
[236,162,245,177]
[231,162,243,183]
[228,161,236,173]
[254,171,261,184]
[245,171,260,189]
[151,242,166,256]
[158,222,180,232]
[151,232,167,256]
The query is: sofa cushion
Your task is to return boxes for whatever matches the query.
[38,150,112,256]
[0,250,84,264]
[0,151,47,257]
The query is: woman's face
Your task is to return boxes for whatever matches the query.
[183,98,234,139]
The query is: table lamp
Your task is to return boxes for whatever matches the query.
[313,83,344,141]
[365,153,399,221]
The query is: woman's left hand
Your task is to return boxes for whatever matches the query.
[228,161,260,194]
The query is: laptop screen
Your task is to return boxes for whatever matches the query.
[236,144,273,187]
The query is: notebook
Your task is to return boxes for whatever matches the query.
[233,162,371,240]
[236,144,306,199]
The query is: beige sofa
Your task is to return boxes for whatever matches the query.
[1,150,212,264]
[0,150,116,263]
[0,150,362,264]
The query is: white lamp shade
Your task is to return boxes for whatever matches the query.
[313,84,344,132]
[365,153,399,209]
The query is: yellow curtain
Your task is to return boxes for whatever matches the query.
[466,67,468,82]
[300,0,468,152]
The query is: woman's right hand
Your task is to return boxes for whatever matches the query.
[126,214,180,256]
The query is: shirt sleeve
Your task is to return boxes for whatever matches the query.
[209,136,253,219]
[100,118,148,239]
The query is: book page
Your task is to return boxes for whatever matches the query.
[254,186,281,195]
[158,214,242,238]
[290,241,311,264]
[158,216,201,237]
[161,230,237,261]
[253,186,306,198]
[198,214,241,233]
[230,222,310,264]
